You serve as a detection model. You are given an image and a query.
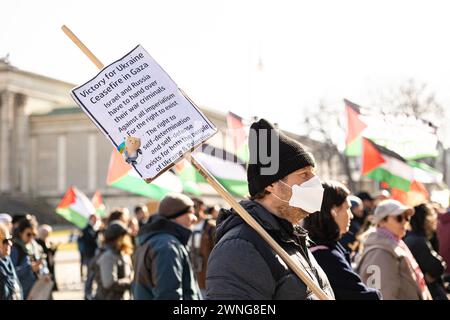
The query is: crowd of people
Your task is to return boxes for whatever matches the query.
[1,118,450,300]
[0,213,58,300]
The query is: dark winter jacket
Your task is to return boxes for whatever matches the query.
[206,200,335,300]
[133,215,201,300]
[404,231,448,300]
[0,256,23,300]
[80,224,99,258]
[309,239,382,300]
[10,240,37,299]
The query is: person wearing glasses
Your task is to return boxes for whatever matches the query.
[356,199,432,300]
[10,218,41,299]
[0,223,23,299]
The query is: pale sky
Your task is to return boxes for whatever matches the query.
[2,0,450,146]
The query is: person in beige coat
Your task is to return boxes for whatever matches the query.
[356,200,432,300]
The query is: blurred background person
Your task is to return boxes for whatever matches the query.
[340,195,365,254]
[304,181,381,300]
[356,191,375,218]
[36,224,59,292]
[80,214,100,299]
[108,208,131,225]
[0,214,13,233]
[357,200,431,300]
[205,205,220,221]
[405,203,448,300]
[134,193,201,300]
[437,207,450,285]
[0,223,23,300]
[128,217,139,245]
[134,204,150,228]
[95,221,133,300]
[189,197,215,298]
[10,217,42,299]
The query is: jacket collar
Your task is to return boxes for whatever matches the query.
[138,214,192,246]
[216,199,309,247]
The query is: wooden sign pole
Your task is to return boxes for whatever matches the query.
[61,25,332,300]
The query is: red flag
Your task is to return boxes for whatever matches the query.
[344,99,367,145]
[226,112,247,150]
[361,138,386,175]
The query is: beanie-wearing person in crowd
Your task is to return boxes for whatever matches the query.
[95,221,134,300]
[0,214,13,233]
[206,119,334,300]
[0,223,23,300]
[404,204,448,300]
[36,225,59,292]
[133,193,201,300]
[357,200,432,300]
[135,204,150,228]
[189,197,216,298]
[304,181,381,300]
[10,217,45,299]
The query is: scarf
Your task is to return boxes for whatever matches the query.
[377,227,429,299]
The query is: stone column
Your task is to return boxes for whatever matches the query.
[57,135,67,193]
[12,93,28,193]
[0,91,14,193]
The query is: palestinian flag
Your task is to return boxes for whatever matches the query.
[362,138,413,192]
[344,99,367,156]
[391,181,429,206]
[91,191,107,218]
[226,112,249,163]
[56,187,96,228]
[106,149,185,200]
[408,160,443,184]
[191,144,248,197]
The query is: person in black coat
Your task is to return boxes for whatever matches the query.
[405,203,448,300]
[304,181,382,300]
[80,214,100,299]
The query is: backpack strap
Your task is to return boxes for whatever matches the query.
[237,225,286,282]
[309,245,329,253]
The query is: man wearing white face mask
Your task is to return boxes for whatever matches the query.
[206,119,334,300]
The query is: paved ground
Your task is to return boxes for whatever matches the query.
[52,249,84,300]
[47,229,85,301]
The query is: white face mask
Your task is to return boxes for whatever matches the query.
[272,175,325,213]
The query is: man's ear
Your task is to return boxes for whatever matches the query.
[265,183,275,193]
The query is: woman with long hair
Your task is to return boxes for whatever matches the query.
[95,221,134,300]
[303,181,381,300]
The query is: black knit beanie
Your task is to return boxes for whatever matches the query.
[247,119,315,197]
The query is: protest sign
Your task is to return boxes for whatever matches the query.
[62,25,332,300]
[71,44,217,181]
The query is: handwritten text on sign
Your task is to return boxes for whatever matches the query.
[71,45,217,180]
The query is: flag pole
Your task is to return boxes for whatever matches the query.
[61,25,332,300]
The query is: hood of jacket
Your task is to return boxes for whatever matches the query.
[362,229,399,255]
[215,199,309,246]
[137,214,192,246]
